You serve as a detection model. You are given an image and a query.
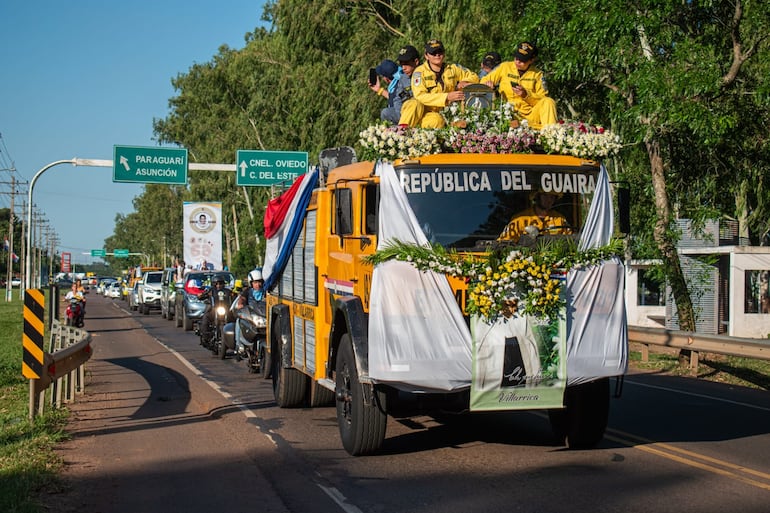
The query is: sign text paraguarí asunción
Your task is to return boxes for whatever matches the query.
[134,154,185,177]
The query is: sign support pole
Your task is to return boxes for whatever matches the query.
[24,158,236,292]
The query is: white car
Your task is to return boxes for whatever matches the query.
[11,277,21,287]
[106,281,122,299]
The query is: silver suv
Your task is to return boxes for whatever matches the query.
[137,271,163,315]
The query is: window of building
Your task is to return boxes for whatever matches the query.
[638,269,665,306]
[744,270,770,314]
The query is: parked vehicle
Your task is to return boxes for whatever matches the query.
[174,271,235,331]
[137,271,163,315]
[223,299,268,375]
[160,268,177,321]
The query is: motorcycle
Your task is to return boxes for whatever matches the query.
[222,299,268,376]
[197,287,232,359]
[65,297,85,328]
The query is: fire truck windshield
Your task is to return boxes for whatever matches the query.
[397,165,599,249]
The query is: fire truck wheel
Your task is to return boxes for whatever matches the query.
[272,348,308,407]
[335,335,386,456]
[548,377,610,449]
[309,380,335,407]
[258,344,271,379]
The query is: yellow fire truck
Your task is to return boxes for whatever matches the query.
[265,148,629,456]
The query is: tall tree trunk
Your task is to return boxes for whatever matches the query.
[647,138,695,364]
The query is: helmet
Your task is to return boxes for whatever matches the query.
[248,269,264,282]
[213,275,226,285]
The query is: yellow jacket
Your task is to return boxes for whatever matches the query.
[411,62,479,112]
[484,62,550,117]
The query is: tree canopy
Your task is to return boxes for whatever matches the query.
[107,0,769,325]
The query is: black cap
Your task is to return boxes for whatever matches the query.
[397,45,419,63]
[425,39,445,55]
[482,51,502,68]
[513,41,537,62]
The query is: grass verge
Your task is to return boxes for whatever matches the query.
[0,294,69,513]
[629,343,770,390]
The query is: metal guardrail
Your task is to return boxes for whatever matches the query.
[628,325,770,372]
[29,319,92,418]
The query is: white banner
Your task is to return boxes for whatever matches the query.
[183,202,222,270]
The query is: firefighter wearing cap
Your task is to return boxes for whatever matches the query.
[399,39,479,129]
[498,191,571,242]
[483,41,557,129]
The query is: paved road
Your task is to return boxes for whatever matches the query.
[41,294,770,513]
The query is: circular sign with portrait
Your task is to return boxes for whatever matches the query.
[189,206,217,234]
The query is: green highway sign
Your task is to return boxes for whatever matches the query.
[113,145,188,185]
[91,249,106,257]
[113,249,130,258]
[236,150,308,186]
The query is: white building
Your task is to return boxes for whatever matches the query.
[624,220,770,339]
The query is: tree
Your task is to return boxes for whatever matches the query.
[513,0,770,335]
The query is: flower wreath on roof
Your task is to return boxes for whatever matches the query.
[357,102,622,162]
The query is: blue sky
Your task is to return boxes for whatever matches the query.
[0,1,267,265]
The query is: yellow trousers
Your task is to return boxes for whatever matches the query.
[398,99,446,129]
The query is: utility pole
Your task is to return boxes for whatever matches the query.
[5,176,15,301]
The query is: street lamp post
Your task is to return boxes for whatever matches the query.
[25,159,112,291]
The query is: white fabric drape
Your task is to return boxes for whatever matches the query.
[368,162,473,391]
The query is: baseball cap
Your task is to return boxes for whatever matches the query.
[397,45,419,63]
[375,59,398,80]
[482,51,502,68]
[514,41,537,62]
[425,39,445,55]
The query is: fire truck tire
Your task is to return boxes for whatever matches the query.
[335,335,387,456]
[309,380,335,407]
[273,359,308,407]
[548,377,610,449]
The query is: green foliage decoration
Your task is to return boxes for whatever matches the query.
[363,237,623,322]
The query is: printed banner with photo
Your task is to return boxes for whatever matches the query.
[470,311,567,411]
[183,201,223,270]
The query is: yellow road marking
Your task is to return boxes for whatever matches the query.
[606,429,770,492]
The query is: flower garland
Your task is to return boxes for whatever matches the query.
[358,123,442,162]
[538,121,622,159]
[357,104,621,162]
[363,238,623,322]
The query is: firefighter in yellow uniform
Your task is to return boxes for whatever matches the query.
[398,39,479,129]
[498,191,571,242]
[483,41,557,130]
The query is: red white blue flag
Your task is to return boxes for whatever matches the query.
[262,169,318,290]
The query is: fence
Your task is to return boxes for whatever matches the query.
[29,319,92,418]
[628,325,770,372]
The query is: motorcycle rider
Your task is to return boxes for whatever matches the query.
[197,275,234,345]
[65,282,86,326]
[234,269,265,357]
